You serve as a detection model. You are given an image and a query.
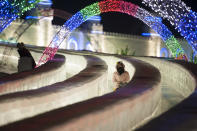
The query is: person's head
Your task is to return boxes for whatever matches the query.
[20,42,25,47]
[17,42,22,48]
[116,61,125,75]
[17,42,25,48]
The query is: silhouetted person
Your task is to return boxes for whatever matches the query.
[17,42,36,72]
[113,61,130,91]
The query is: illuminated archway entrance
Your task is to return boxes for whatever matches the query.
[67,37,78,50]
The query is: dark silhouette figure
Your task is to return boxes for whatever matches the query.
[17,42,36,72]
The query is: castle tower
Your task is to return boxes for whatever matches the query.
[36,0,54,46]
[86,15,104,52]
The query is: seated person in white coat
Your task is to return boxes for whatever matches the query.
[113,61,130,91]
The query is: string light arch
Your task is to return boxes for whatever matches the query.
[0,0,41,33]
[36,0,185,67]
[142,0,197,53]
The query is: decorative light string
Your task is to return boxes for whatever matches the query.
[36,0,184,67]
[0,0,41,33]
[9,0,41,15]
[135,7,184,56]
[0,0,18,32]
[142,0,197,53]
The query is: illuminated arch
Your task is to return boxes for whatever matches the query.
[142,0,197,52]
[0,0,40,33]
[160,48,169,58]
[67,37,78,50]
[36,0,185,67]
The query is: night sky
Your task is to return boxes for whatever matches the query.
[52,0,197,37]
